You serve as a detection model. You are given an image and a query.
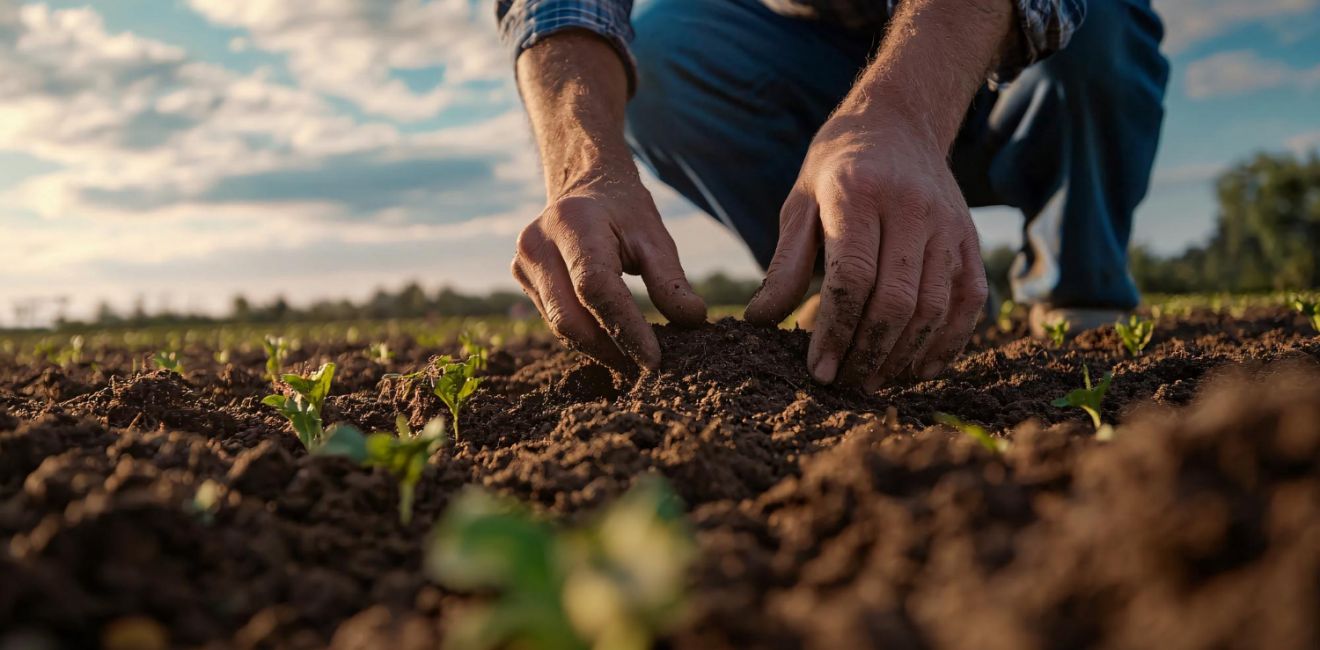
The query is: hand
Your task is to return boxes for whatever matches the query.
[745,112,988,390]
[512,179,707,370]
[510,32,707,370]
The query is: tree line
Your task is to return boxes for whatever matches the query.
[53,149,1320,330]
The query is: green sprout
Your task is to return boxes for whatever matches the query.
[434,352,484,442]
[460,331,489,371]
[262,335,289,386]
[1044,318,1070,348]
[152,350,184,375]
[318,416,447,524]
[934,412,1008,454]
[367,341,394,364]
[1290,295,1320,333]
[996,300,1015,334]
[262,362,336,449]
[427,477,693,650]
[1051,365,1115,440]
[1113,314,1155,357]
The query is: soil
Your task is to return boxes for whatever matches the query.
[2,308,1319,649]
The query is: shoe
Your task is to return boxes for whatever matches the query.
[1028,303,1126,340]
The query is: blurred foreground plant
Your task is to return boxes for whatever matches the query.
[318,415,447,524]
[427,477,694,650]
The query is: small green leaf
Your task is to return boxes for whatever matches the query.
[934,412,1007,454]
[316,424,369,463]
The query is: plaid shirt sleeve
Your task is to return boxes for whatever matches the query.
[994,0,1087,84]
[495,0,637,92]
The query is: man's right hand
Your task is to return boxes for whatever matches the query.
[512,181,706,370]
[510,32,706,371]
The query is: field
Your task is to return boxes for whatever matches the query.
[2,299,1320,649]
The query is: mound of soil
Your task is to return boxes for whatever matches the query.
[1,310,1318,649]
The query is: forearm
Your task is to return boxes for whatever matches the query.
[516,31,639,200]
[838,0,1017,151]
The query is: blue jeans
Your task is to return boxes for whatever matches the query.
[624,0,1169,309]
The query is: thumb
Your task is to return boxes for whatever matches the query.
[745,192,820,326]
[639,230,708,328]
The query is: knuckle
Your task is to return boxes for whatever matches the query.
[917,290,951,321]
[573,268,616,303]
[829,252,878,288]
[876,280,919,320]
[514,225,547,260]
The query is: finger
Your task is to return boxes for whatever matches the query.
[830,204,925,388]
[514,233,629,369]
[633,229,708,327]
[913,236,988,380]
[863,238,955,390]
[745,192,820,327]
[807,193,881,384]
[557,226,663,370]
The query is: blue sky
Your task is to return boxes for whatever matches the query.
[2,0,1319,326]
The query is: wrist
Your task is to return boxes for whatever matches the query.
[839,0,1015,151]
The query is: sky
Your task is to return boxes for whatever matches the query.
[2,0,1319,327]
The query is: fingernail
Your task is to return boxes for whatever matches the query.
[918,360,943,380]
[812,355,838,384]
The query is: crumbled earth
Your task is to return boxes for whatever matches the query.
[1,309,1319,649]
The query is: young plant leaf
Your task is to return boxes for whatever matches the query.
[1113,314,1155,356]
[263,362,335,449]
[428,477,692,650]
[1051,365,1113,432]
[152,350,183,375]
[1290,294,1320,333]
[262,335,288,386]
[434,354,483,442]
[934,412,1008,454]
[1044,318,1070,348]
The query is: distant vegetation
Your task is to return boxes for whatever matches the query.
[22,150,1320,333]
[986,150,1320,297]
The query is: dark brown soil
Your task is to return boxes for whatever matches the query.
[2,309,1319,649]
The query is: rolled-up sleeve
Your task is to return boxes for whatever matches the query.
[495,0,637,91]
[993,0,1087,85]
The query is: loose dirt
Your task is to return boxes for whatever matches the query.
[2,308,1318,649]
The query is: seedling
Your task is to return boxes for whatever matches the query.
[434,353,484,442]
[996,300,1015,334]
[1051,365,1115,440]
[318,416,447,524]
[460,331,488,371]
[188,479,223,525]
[262,335,289,386]
[1113,314,1155,356]
[262,362,336,449]
[367,341,394,364]
[1044,318,1070,348]
[427,477,693,650]
[1290,295,1320,333]
[153,350,184,374]
[934,412,1008,454]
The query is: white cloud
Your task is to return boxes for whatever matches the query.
[1286,130,1320,154]
[1184,49,1320,98]
[187,0,510,122]
[1155,0,1320,53]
